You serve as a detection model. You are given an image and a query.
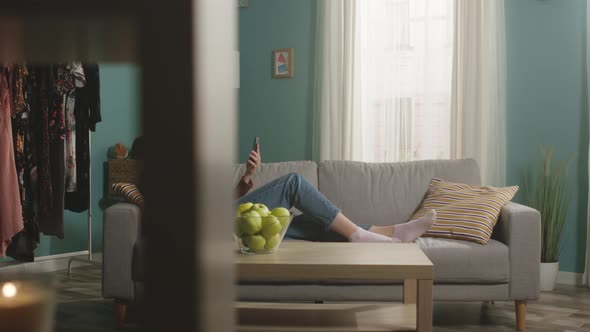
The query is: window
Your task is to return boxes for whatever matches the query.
[356,0,454,162]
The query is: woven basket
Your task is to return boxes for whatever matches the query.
[105,159,144,200]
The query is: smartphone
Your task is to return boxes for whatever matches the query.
[252,136,260,151]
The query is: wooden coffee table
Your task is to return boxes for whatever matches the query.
[236,242,434,332]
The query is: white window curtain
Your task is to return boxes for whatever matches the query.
[312,0,360,161]
[314,0,506,186]
[314,0,454,162]
[584,0,590,287]
[451,0,506,186]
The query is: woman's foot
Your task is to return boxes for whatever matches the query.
[349,227,400,243]
[392,209,436,243]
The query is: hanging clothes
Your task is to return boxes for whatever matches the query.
[1,63,100,260]
[0,66,24,257]
[38,65,74,239]
[65,63,85,193]
[65,64,101,212]
[32,65,53,218]
[11,65,29,203]
[6,64,40,261]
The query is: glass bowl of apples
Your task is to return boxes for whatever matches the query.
[234,203,293,254]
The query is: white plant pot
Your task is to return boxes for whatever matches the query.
[539,262,559,291]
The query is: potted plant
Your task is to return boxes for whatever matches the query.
[524,146,572,291]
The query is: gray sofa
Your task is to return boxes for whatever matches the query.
[103,159,541,330]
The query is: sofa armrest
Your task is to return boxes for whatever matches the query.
[102,203,142,301]
[492,202,541,300]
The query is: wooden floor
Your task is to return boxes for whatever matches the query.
[53,266,590,332]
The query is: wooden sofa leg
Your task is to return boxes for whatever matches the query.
[515,300,526,331]
[115,300,127,330]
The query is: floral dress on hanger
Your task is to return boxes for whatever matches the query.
[39,65,74,239]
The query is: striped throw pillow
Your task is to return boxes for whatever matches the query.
[411,178,518,244]
[112,182,145,209]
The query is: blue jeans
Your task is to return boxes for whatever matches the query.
[237,173,371,242]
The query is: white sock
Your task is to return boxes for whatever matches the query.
[349,227,400,243]
[392,209,436,243]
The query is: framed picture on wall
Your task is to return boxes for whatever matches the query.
[239,0,248,8]
[273,48,294,78]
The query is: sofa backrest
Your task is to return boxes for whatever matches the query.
[233,161,318,192]
[235,159,480,227]
[318,159,481,226]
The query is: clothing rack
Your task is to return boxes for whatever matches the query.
[67,132,101,275]
[0,64,102,266]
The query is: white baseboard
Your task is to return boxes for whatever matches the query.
[556,271,584,286]
[0,251,102,274]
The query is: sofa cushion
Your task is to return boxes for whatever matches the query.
[318,159,481,227]
[240,238,509,284]
[416,237,509,283]
[112,182,145,209]
[412,178,518,244]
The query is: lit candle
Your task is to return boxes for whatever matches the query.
[0,281,55,332]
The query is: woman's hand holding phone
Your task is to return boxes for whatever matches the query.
[244,137,261,181]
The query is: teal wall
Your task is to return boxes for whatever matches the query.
[35,64,141,257]
[505,0,588,273]
[238,0,317,162]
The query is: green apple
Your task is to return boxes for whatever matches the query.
[238,202,254,214]
[260,216,282,239]
[244,234,266,251]
[264,234,281,250]
[239,210,262,235]
[250,203,270,216]
[271,207,291,228]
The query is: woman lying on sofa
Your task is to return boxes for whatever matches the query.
[235,143,436,243]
